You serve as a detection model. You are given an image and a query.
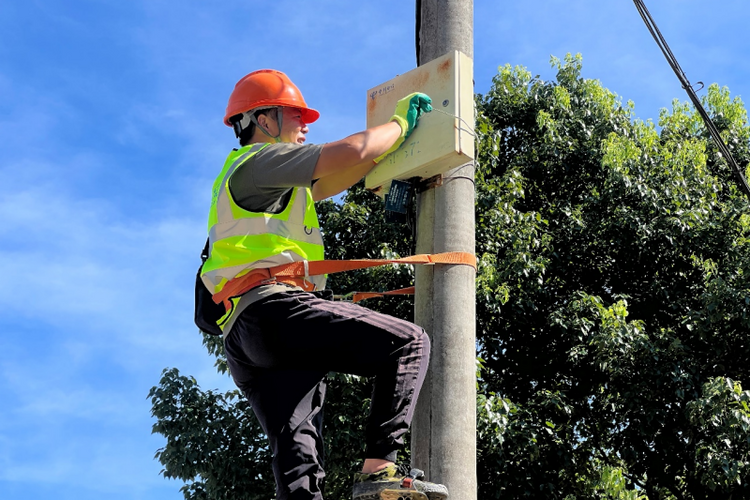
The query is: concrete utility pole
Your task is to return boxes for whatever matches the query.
[411,1,476,499]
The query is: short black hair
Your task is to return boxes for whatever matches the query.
[229,108,279,146]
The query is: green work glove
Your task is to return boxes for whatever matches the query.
[374,92,433,164]
[391,92,433,139]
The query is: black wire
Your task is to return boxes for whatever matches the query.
[633,0,750,198]
[444,174,476,186]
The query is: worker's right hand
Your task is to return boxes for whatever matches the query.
[391,92,433,140]
[373,92,432,164]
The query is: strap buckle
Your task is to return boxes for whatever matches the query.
[400,468,424,489]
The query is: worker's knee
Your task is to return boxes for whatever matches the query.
[402,323,430,361]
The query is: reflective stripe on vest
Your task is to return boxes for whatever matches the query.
[201,143,326,297]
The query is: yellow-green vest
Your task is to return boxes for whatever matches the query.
[200,143,326,299]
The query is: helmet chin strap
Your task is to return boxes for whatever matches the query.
[249,107,283,142]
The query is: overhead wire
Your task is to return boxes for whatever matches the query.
[632,0,750,198]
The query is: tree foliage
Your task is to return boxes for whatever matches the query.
[150,54,750,499]
[148,368,274,499]
[474,54,750,499]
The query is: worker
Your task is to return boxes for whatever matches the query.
[199,69,448,500]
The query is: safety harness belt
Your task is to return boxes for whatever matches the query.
[212,252,477,311]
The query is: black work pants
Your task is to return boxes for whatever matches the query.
[224,290,431,500]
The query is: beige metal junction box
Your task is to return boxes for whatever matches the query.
[364,50,474,196]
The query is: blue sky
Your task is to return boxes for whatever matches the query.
[2,1,749,498]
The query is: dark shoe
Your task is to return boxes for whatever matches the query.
[353,463,448,500]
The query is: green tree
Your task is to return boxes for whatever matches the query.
[150,54,750,499]
[474,54,750,499]
[148,367,274,499]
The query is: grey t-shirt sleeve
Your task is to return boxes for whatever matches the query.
[228,142,323,213]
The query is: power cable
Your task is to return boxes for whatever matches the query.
[632,0,750,198]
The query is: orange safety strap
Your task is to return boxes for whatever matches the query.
[350,286,416,303]
[212,251,476,310]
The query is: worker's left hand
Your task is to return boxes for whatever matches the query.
[374,92,432,164]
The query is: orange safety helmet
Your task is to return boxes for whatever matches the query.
[223,69,320,126]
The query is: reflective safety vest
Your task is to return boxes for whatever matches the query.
[200,143,326,304]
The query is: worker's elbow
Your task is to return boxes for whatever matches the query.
[311,183,342,202]
[311,184,326,201]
